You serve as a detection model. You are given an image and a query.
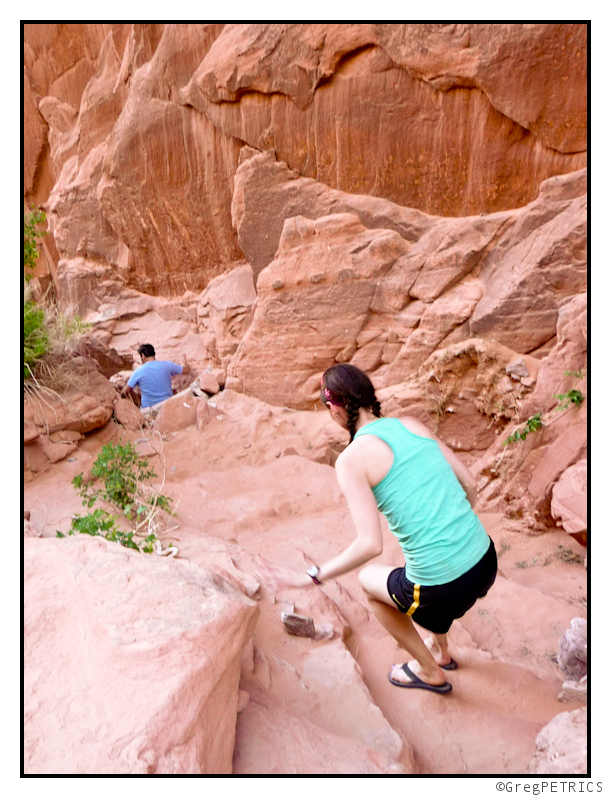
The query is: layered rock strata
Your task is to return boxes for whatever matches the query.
[25,24,586,296]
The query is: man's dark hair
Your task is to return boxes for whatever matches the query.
[137,344,156,359]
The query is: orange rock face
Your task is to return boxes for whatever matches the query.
[25,23,586,296]
[187,24,586,216]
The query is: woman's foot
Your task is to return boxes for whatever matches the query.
[389,659,447,687]
[424,636,455,668]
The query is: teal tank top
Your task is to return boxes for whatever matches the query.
[353,418,489,585]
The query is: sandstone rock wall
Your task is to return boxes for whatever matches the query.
[24,393,587,774]
[25,23,586,298]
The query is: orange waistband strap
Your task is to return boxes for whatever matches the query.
[407,584,420,616]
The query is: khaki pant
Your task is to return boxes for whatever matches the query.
[140,401,164,421]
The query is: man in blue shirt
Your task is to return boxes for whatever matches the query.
[126,344,190,415]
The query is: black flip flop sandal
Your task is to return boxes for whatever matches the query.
[388,663,452,693]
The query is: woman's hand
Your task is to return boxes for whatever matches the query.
[256,563,313,592]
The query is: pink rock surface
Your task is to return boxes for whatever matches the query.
[152,389,199,435]
[24,359,116,478]
[526,707,587,775]
[23,390,587,774]
[197,262,257,369]
[24,535,258,774]
[113,397,144,431]
[233,682,408,775]
[551,459,587,536]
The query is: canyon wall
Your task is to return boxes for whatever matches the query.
[25,23,586,296]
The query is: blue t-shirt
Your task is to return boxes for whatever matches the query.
[127,360,183,407]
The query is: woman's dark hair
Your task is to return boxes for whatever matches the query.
[321,364,382,442]
[138,344,156,359]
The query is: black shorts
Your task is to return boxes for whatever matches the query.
[386,537,497,634]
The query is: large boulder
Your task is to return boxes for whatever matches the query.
[197,262,257,369]
[469,173,587,354]
[227,167,585,413]
[24,357,116,478]
[526,707,587,775]
[24,535,258,774]
[551,459,587,540]
[228,212,411,408]
[152,389,199,434]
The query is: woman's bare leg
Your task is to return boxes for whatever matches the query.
[358,564,448,686]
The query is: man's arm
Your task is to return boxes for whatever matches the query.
[124,370,141,404]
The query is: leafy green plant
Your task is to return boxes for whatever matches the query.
[503,413,543,445]
[24,299,91,391]
[24,207,47,279]
[58,442,176,555]
[56,509,162,552]
[74,442,172,518]
[23,299,49,378]
[554,389,584,411]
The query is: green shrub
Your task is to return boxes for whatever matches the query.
[57,509,158,552]
[23,299,49,378]
[24,292,91,387]
[59,442,175,555]
[24,207,46,279]
[554,389,584,411]
[74,441,173,519]
[503,413,543,446]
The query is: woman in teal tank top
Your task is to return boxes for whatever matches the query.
[260,364,497,694]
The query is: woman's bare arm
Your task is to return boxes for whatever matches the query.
[257,444,384,589]
[315,449,384,581]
